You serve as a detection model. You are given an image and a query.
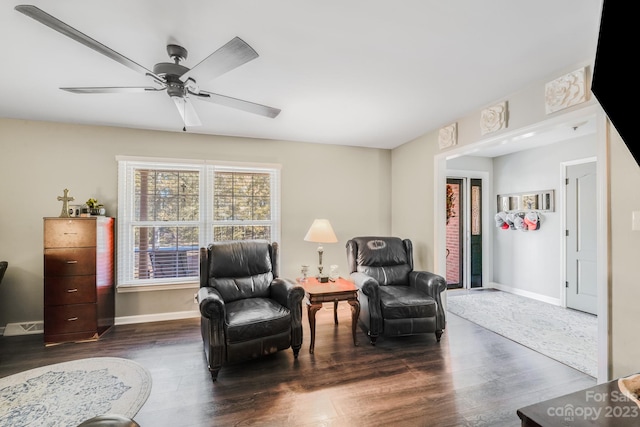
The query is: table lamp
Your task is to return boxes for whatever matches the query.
[304,219,338,282]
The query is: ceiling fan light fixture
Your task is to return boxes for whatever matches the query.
[166,81,186,98]
[15,5,282,125]
[172,95,202,127]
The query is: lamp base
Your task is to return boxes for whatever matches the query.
[317,275,329,283]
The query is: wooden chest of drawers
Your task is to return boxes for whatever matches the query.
[43,217,115,345]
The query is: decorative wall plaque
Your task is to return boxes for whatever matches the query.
[438,122,457,149]
[545,67,587,114]
[480,101,508,135]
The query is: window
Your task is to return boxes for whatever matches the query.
[213,171,274,241]
[117,157,281,289]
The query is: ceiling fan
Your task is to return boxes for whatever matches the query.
[14,5,281,130]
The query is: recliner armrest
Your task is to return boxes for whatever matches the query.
[271,278,305,309]
[409,271,446,297]
[409,271,447,330]
[351,271,383,337]
[198,286,225,321]
[271,277,305,351]
[351,272,380,298]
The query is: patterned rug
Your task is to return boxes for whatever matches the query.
[447,290,597,377]
[0,357,152,427]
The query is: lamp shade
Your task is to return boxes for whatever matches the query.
[304,219,338,243]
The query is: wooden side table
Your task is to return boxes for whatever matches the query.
[517,377,640,426]
[300,277,360,354]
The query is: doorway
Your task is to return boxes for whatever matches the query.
[434,105,607,381]
[445,177,483,289]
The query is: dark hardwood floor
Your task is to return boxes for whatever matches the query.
[0,303,596,427]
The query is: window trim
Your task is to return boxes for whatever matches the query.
[116,155,281,291]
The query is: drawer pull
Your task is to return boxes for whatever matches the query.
[65,260,78,264]
[67,317,78,322]
[64,232,78,235]
[66,288,78,293]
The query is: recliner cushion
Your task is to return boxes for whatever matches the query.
[211,273,273,302]
[379,285,437,319]
[353,237,408,267]
[208,240,273,278]
[357,264,411,286]
[352,237,411,285]
[225,297,291,342]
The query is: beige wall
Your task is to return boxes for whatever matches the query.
[390,131,440,272]
[609,123,640,378]
[0,118,391,325]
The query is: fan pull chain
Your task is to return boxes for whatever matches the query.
[182,97,187,132]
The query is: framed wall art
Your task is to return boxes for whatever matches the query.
[496,190,554,212]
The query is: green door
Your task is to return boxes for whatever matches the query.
[470,178,482,288]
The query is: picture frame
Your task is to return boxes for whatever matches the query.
[540,191,554,211]
[68,204,82,217]
[498,195,510,212]
[496,190,555,212]
[496,195,521,212]
[521,194,538,210]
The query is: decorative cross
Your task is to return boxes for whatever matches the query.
[57,188,75,218]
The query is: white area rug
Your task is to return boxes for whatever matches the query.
[447,290,597,377]
[0,357,152,427]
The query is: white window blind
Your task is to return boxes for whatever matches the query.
[117,157,281,289]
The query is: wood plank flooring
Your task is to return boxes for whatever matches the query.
[0,303,596,427]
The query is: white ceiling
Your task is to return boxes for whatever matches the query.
[1,1,603,150]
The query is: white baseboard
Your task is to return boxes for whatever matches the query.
[489,282,562,306]
[4,321,44,336]
[114,310,200,325]
[2,311,200,336]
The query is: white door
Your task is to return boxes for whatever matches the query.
[566,161,597,314]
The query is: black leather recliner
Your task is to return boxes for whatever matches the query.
[346,236,447,345]
[197,240,304,381]
[0,261,7,284]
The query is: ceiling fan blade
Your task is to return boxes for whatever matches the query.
[15,5,162,82]
[61,86,164,94]
[195,91,281,118]
[179,37,259,84]
[172,97,202,127]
